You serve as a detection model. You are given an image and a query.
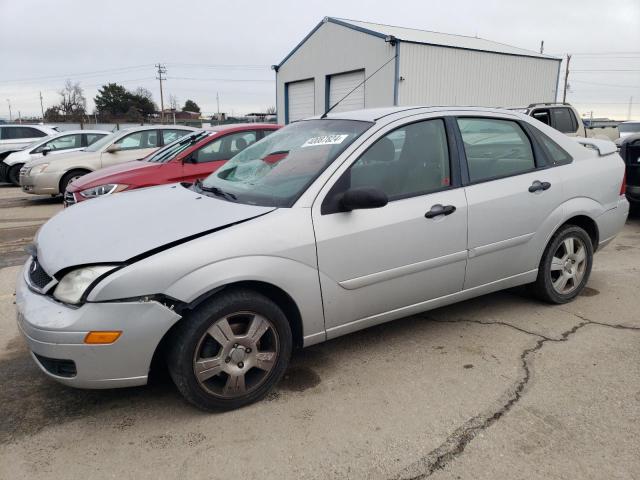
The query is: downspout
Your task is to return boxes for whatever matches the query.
[394,40,401,106]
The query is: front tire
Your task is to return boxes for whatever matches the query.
[60,169,89,195]
[532,225,593,304]
[167,289,292,411]
[8,163,23,186]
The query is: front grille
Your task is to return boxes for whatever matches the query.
[29,258,53,290]
[33,353,77,377]
[63,190,76,206]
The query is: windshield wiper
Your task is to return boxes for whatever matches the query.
[195,179,237,201]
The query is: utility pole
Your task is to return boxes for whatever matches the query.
[39,92,45,121]
[628,96,633,121]
[539,40,544,54]
[156,63,167,123]
[562,54,571,104]
[216,92,220,125]
[18,111,22,124]
[6,99,12,122]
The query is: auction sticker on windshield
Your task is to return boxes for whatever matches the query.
[301,134,349,148]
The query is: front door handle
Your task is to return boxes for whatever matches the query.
[425,204,456,218]
[528,180,551,193]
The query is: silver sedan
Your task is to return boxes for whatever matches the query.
[16,106,629,410]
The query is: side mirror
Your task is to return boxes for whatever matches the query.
[41,147,51,156]
[106,144,121,153]
[339,187,388,212]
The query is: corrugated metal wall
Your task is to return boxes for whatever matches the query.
[276,21,396,123]
[398,43,560,107]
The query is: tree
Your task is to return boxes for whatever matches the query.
[58,80,86,119]
[134,87,153,100]
[125,106,143,122]
[182,99,200,113]
[265,106,276,115]
[94,83,157,119]
[128,91,156,117]
[94,83,130,116]
[43,106,63,122]
[169,94,178,111]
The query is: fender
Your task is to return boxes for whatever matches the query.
[537,196,605,260]
[163,255,325,346]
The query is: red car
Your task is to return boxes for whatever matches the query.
[65,123,280,205]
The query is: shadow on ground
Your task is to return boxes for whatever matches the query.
[0,289,543,445]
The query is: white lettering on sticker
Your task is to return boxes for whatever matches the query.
[301,134,349,148]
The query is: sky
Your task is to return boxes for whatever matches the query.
[0,0,639,120]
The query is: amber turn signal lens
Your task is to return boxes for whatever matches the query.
[84,331,122,344]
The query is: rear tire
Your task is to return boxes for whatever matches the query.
[60,169,89,195]
[167,289,292,411]
[8,163,23,186]
[532,225,593,304]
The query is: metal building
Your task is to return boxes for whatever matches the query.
[274,17,561,124]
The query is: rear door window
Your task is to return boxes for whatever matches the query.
[116,130,159,150]
[457,118,536,182]
[2,127,47,139]
[84,133,106,146]
[162,129,190,145]
[551,108,577,133]
[192,131,257,163]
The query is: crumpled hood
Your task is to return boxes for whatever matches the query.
[67,160,162,192]
[35,183,275,275]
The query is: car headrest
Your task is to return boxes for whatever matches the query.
[235,137,248,150]
[367,137,395,162]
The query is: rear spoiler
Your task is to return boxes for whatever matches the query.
[573,138,617,156]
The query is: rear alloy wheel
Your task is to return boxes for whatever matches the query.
[8,163,23,186]
[533,225,593,304]
[167,289,292,410]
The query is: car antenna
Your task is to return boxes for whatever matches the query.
[321,52,398,119]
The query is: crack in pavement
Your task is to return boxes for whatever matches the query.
[393,313,640,480]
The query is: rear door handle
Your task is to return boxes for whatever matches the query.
[425,204,456,218]
[529,180,551,193]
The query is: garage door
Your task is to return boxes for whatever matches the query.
[329,70,365,113]
[287,79,315,123]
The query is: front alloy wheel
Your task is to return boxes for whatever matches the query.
[193,312,279,398]
[167,289,292,410]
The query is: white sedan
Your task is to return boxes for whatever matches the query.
[2,130,108,185]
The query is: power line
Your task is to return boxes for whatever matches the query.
[0,65,154,84]
[167,76,274,83]
[571,79,640,89]
[549,51,640,56]
[571,69,640,72]
[166,63,269,69]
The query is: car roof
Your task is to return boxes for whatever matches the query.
[53,129,109,135]
[118,125,197,132]
[2,124,57,130]
[310,106,522,123]
[203,123,280,132]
